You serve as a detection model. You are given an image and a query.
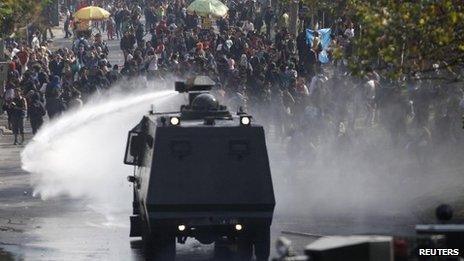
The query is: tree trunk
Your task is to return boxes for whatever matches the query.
[289,0,299,36]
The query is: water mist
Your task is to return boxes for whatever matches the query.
[21,79,178,218]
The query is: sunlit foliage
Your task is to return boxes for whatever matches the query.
[347,0,464,81]
[0,0,53,37]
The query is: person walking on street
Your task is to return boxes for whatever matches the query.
[10,89,27,145]
[64,15,73,39]
[45,89,67,120]
[107,16,116,40]
[27,91,46,134]
[120,31,136,62]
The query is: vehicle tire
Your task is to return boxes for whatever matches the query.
[142,228,156,260]
[152,234,176,261]
[253,226,270,261]
[214,240,233,260]
[132,188,140,215]
[236,236,253,261]
[142,225,175,261]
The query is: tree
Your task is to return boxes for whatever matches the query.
[0,0,53,38]
[346,0,464,82]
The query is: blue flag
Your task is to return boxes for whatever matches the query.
[306,28,332,64]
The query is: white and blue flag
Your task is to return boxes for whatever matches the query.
[306,28,332,64]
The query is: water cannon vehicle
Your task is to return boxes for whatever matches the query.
[124,76,275,260]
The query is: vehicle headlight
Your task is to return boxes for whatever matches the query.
[235,224,243,231]
[178,224,186,231]
[170,116,180,126]
[240,116,251,126]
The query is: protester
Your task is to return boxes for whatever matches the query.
[9,89,27,145]
[0,0,462,151]
[64,14,73,38]
[27,91,46,134]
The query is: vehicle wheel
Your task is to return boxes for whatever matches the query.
[253,226,270,261]
[142,228,155,260]
[236,236,253,261]
[214,240,233,260]
[132,188,140,215]
[152,234,176,261]
[142,228,175,260]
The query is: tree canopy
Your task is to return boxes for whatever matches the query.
[0,0,53,38]
[346,0,464,81]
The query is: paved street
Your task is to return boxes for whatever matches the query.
[0,115,320,260]
[0,111,438,260]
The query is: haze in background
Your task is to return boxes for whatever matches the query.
[264,103,464,235]
[20,76,464,235]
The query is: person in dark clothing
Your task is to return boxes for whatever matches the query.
[305,48,318,79]
[27,91,46,134]
[92,69,111,90]
[49,54,65,77]
[217,17,229,33]
[20,71,39,94]
[107,64,122,83]
[135,21,145,48]
[45,90,67,120]
[35,65,49,87]
[144,7,156,30]
[296,30,316,79]
[45,75,62,99]
[120,31,136,62]
[256,11,265,30]
[93,34,109,56]
[64,15,72,38]
[10,89,27,145]
[264,6,275,39]
[2,78,18,130]
[76,68,96,100]
[114,9,123,39]
[185,13,198,29]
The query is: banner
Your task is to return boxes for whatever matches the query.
[306,28,332,64]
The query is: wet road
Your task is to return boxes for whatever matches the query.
[0,121,423,260]
[0,126,319,260]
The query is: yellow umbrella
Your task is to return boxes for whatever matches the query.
[74,6,110,21]
[187,0,228,18]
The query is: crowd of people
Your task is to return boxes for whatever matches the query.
[1,0,463,158]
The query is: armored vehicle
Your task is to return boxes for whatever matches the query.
[124,76,275,260]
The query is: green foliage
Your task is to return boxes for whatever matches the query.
[347,0,464,81]
[0,0,52,38]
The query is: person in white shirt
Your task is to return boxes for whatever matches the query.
[147,53,159,72]
[242,20,255,35]
[31,34,40,50]
[344,23,355,39]
[10,43,20,60]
